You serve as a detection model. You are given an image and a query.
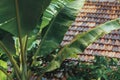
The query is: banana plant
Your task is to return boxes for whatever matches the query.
[0,0,120,80]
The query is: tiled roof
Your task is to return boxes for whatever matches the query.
[61,0,120,61]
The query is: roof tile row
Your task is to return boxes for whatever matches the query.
[61,1,120,61]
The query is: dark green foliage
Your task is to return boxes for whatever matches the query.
[39,0,85,56]
[0,0,51,36]
[0,0,120,80]
[45,56,120,80]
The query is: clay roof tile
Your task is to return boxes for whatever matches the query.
[62,0,120,61]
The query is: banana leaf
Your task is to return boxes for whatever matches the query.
[40,0,75,30]
[0,60,7,80]
[0,0,51,36]
[0,29,15,54]
[43,18,120,72]
[38,0,85,56]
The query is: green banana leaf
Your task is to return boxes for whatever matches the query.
[0,60,7,80]
[38,0,85,56]
[40,0,74,31]
[0,30,15,54]
[0,0,52,58]
[0,0,51,36]
[43,18,120,72]
[68,18,120,52]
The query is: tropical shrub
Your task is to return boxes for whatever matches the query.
[43,56,120,80]
[0,0,120,80]
[67,56,120,80]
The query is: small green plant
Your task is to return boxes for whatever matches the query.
[0,0,120,80]
[66,56,120,80]
[43,56,120,80]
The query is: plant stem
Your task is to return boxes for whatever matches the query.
[0,41,21,79]
[14,68,21,80]
[22,35,28,79]
[15,0,27,79]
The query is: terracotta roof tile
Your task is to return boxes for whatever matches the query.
[61,0,120,61]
